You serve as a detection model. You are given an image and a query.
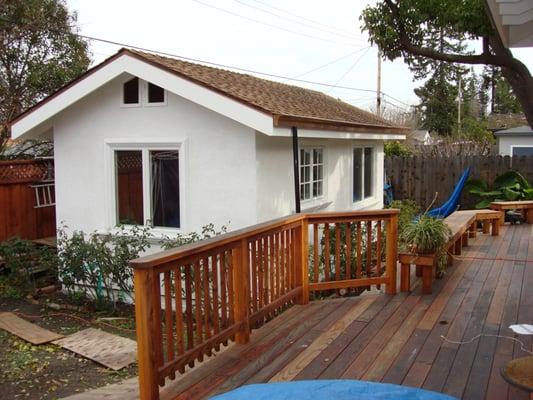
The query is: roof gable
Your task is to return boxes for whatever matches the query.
[10,48,405,139]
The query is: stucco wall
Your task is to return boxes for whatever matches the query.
[255,133,384,223]
[497,135,533,156]
[53,74,257,236]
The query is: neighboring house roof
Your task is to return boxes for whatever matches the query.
[410,129,430,143]
[494,125,533,136]
[486,0,533,48]
[487,113,528,131]
[10,48,405,137]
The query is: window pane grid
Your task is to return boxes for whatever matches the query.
[300,148,324,201]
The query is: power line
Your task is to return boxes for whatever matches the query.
[248,0,361,38]
[231,0,365,42]
[289,47,370,80]
[189,0,362,47]
[383,92,412,108]
[326,47,371,93]
[0,15,413,106]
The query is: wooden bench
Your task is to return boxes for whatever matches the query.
[399,209,503,295]
[490,200,533,224]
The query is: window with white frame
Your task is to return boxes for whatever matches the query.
[511,146,533,156]
[300,147,324,201]
[146,82,165,104]
[123,77,139,105]
[115,148,180,228]
[353,147,374,202]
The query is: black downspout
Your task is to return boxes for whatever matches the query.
[292,126,301,213]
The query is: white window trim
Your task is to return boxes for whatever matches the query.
[510,145,533,156]
[120,76,141,108]
[299,145,326,204]
[104,138,187,237]
[352,145,377,205]
[144,81,167,107]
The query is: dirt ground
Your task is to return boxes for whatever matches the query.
[0,293,138,400]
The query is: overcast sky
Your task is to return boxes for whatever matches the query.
[67,0,533,114]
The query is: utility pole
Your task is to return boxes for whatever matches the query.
[376,47,382,117]
[491,66,496,113]
[457,75,462,135]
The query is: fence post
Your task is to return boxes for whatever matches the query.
[133,267,160,400]
[295,218,309,304]
[232,239,250,344]
[385,213,399,295]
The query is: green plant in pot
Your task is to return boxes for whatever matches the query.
[400,215,452,277]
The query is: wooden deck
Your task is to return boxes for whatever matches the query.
[63,223,533,400]
[155,223,533,400]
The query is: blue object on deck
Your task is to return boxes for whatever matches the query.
[426,167,471,219]
[210,380,458,400]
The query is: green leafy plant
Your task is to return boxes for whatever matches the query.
[400,215,452,274]
[0,237,58,297]
[57,225,152,308]
[160,223,228,250]
[388,199,421,235]
[466,170,533,209]
[384,141,413,157]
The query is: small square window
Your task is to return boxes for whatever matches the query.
[123,77,139,104]
[148,83,165,103]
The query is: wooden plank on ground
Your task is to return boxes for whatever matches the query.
[0,312,63,344]
[54,328,136,370]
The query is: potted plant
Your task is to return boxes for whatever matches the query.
[400,214,452,277]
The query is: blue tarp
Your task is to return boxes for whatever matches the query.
[210,380,458,400]
[427,167,471,219]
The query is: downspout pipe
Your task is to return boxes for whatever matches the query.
[292,126,301,213]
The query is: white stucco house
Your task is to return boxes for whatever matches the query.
[495,125,533,156]
[10,48,405,239]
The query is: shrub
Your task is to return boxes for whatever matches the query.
[57,225,151,307]
[0,237,58,297]
[161,223,228,250]
[384,140,412,157]
[466,170,533,209]
[388,199,421,235]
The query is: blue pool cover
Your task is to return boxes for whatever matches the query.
[210,380,457,400]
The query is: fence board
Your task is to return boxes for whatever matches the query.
[385,155,533,210]
[0,159,56,241]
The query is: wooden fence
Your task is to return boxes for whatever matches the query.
[130,209,399,400]
[385,155,533,210]
[0,159,56,241]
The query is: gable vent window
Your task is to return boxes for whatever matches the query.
[123,77,139,104]
[147,83,165,103]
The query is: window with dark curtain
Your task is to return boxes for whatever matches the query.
[116,150,143,225]
[148,83,165,103]
[364,147,373,198]
[123,77,139,104]
[151,150,180,228]
[353,148,362,201]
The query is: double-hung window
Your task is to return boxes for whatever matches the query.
[300,147,324,201]
[114,147,180,229]
[353,147,374,202]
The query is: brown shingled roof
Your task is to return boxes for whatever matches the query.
[126,49,402,132]
[10,48,405,134]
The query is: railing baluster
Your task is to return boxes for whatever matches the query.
[313,224,319,283]
[356,222,362,278]
[366,221,372,277]
[194,260,203,357]
[203,258,211,353]
[258,238,264,311]
[324,223,330,282]
[228,251,235,326]
[335,223,341,282]
[345,222,352,280]
[219,252,227,330]
[376,221,382,278]
[184,266,194,354]
[174,266,184,358]
[251,241,258,314]
[163,271,174,374]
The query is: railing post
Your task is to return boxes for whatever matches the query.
[133,267,160,400]
[296,218,309,304]
[385,213,399,295]
[232,239,250,344]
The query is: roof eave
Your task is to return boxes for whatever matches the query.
[274,114,408,135]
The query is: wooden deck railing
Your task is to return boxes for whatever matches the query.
[130,209,399,400]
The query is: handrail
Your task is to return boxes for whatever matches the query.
[131,209,399,400]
